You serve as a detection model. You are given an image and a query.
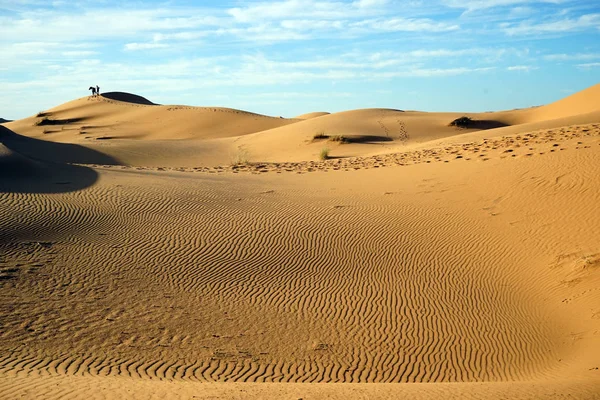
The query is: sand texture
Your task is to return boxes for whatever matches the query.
[1,85,600,399]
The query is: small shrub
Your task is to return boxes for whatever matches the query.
[313,131,329,140]
[319,148,330,160]
[449,116,473,128]
[329,135,349,143]
[34,117,50,126]
[230,146,251,166]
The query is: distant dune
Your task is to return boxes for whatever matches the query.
[294,111,331,119]
[4,84,599,167]
[1,84,600,399]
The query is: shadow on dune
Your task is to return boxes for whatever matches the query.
[450,119,511,130]
[100,92,156,105]
[0,158,99,194]
[35,116,87,126]
[343,135,394,144]
[0,125,119,194]
[0,144,100,194]
[467,120,510,129]
[0,125,121,165]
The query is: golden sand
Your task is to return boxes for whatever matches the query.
[1,86,599,399]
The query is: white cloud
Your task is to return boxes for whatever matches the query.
[280,19,345,30]
[0,9,223,42]
[408,48,508,58]
[504,13,600,35]
[376,66,496,78]
[1,41,99,64]
[577,62,600,68]
[153,31,209,41]
[544,52,600,61]
[442,0,563,13]
[124,42,168,51]
[508,6,536,17]
[507,65,538,71]
[352,0,389,8]
[61,50,98,57]
[355,18,460,32]
[227,0,393,23]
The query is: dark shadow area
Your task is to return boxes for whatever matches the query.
[0,147,100,194]
[312,134,394,144]
[464,120,510,129]
[0,125,121,165]
[449,116,510,130]
[35,116,87,126]
[100,92,157,105]
[342,135,394,144]
[0,118,12,123]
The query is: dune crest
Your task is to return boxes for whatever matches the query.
[4,84,600,167]
[530,83,600,122]
[100,91,156,105]
[295,111,331,119]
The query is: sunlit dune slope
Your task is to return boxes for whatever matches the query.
[4,83,600,167]
[528,83,600,122]
[1,123,599,398]
[7,92,297,142]
[1,84,600,399]
[294,111,331,119]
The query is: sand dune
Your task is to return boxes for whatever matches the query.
[528,83,600,122]
[7,94,297,142]
[1,85,599,399]
[294,111,331,119]
[6,84,600,167]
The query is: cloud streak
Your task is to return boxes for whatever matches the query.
[503,13,600,35]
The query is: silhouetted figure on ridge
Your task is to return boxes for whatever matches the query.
[89,86,97,97]
[96,85,100,96]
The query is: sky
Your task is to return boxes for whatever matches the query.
[1,0,599,119]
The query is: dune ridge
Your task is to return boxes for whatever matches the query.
[4,84,600,168]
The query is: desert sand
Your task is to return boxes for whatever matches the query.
[1,85,599,399]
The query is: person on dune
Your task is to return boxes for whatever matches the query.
[89,86,96,97]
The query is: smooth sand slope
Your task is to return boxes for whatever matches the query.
[1,85,600,399]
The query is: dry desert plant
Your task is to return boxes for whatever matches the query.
[449,116,473,128]
[329,135,349,143]
[231,146,251,166]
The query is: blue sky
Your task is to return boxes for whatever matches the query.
[1,0,599,119]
